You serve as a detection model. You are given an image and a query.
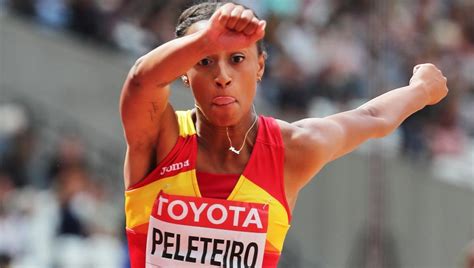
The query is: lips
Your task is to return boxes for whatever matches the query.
[212,96,236,106]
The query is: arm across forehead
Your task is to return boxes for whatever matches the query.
[176,2,267,56]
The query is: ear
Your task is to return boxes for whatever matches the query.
[257,52,266,81]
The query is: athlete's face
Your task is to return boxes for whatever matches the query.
[184,21,265,126]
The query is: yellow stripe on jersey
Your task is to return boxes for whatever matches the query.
[125,170,198,229]
[176,110,196,137]
[230,176,290,252]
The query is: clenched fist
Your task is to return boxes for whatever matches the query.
[202,3,266,53]
[409,63,448,105]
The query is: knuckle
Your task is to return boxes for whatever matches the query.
[242,10,253,18]
[232,6,244,13]
[221,3,233,12]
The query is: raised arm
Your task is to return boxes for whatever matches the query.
[283,63,448,191]
[120,3,266,188]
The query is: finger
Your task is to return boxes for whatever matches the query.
[243,17,259,35]
[251,20,266,42]
[218,3,236,26]
[209,8,222,27]
[227,5,245,29]
[235,9,254,32]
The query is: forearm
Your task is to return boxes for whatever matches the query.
[358,83,430,137]
[132,30,212,88]
[120,33,211,146]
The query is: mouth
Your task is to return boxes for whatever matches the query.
[212,96,237,106]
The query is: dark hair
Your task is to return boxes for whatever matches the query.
[175,1,266,56]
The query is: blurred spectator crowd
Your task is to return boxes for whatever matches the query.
[2,0,473,158]
[0,0,473,266]
[0,102,125,267]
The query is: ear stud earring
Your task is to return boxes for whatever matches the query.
[181,76,189,87]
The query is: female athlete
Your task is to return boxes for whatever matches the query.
[120,2,448,267]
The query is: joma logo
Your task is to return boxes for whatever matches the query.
[160,160,190,176]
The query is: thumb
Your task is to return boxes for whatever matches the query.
[208,8,222,28]
[252,20,266,42]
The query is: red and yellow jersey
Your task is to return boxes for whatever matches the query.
[125,110,291,267]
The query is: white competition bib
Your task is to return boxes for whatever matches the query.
[145,192,269,268]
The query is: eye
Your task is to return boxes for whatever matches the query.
[198,58,213,66]
[231,54,245,64]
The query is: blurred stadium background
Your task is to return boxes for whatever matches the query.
[0,0,473,267]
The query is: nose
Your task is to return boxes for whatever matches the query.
[214,62,232,89]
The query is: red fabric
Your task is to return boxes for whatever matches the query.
[126,228,147,268]
[244,116,291,222]
[262,251,281,267]
[127,135,197,190]
[128,228,280,268]
[196,171,240,199]
[126,114,290,268]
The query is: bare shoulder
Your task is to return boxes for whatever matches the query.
[275,119,328,191]
[275,118,326,156]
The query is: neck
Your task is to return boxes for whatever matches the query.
[193,108,258,157]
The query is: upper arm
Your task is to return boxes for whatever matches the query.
[296,107,389,161]
[120,61,170,146]
[283,108,388,189]
[120,63,179,188]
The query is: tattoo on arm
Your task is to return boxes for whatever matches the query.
[151,102,159,113]
[149,110,154,122]
[149,102,160,122]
